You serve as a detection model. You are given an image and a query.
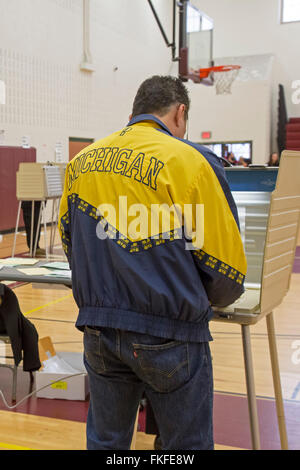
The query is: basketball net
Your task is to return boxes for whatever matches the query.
[191,65,241,95]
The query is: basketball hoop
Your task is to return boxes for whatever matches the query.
[193,65,241,95]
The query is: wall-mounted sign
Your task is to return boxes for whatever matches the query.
[0,130,4,146]
[21,136,30,148]
[201,131,211,139]
[55,142,63,162]
[0,80,5,105]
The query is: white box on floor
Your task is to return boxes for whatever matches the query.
[35,341,89,401]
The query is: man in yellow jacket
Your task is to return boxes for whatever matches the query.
[59,75,247,450]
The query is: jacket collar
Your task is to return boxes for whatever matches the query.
[127,114,173,136]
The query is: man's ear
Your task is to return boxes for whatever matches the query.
[129,114,133,121]
[175,104,186,126]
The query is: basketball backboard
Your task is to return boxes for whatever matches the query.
[179,0,214,81]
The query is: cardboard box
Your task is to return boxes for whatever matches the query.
[35,337,89,401]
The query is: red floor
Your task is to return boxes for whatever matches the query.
[0,367,299,450]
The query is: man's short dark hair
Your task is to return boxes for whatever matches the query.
[132,75,190,120]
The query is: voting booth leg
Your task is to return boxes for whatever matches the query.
[33,202,43,257]
[53,199,60,249]
[29,201,35,257]
[266,312,289,450]
[130,407,139,450]
[241,325,261,450]
[49,200,55,253]
[49,199,57,254]
[12,201,22,257]
[49,198,59,254]
[42,202,49,260]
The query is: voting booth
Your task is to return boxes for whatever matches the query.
[12,163,66,258]
[213,152,300,449]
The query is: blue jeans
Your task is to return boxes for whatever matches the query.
[83,326,214,450]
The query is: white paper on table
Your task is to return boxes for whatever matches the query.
[0,258,39,266]
[16,267,51,276]
[40,262,70,270]
[46,269,71,278]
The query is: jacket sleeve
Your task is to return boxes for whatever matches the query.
[183,156,247,308]
[58,166,72,268]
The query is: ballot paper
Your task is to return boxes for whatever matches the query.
[39,262,70,270]
[16,267,71,278]
[46,269,71,278]
[16,267,51,276]
[0,257,39,266]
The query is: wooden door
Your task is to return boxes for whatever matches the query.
[69,138,94,161]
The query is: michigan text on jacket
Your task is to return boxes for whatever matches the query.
[67,146,165,192]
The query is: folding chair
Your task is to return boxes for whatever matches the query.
[0,334,18,402]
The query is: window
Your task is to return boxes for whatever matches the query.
[199,141,253,163]
[187,4,213,33]
[281,0,300,23]
[204,143,222,158]
[229,142,252,161]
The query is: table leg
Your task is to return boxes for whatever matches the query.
[130,407,139,450]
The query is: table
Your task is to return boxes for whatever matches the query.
[0,262,71,287]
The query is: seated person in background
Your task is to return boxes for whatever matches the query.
[21,201,45,256]
[227,152,237,165]
[267,152,279,167]
[238,157,248,167]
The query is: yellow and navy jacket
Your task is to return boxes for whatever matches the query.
[59,114,247,342]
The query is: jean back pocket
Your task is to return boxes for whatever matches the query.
[132,340,190,393]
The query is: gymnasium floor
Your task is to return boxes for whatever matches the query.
[0,229,299,451]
